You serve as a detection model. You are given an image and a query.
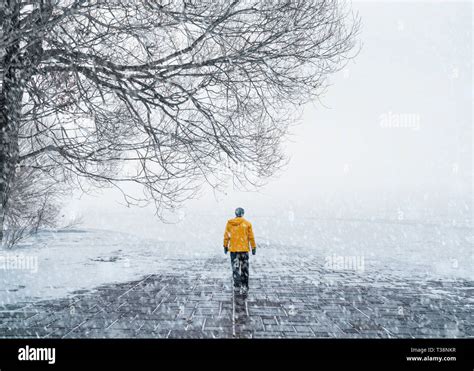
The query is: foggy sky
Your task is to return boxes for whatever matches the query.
[66,1,472,232]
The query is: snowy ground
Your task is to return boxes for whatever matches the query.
[0,214,472,307]
[0,229,199,305]
[0,238,472,339]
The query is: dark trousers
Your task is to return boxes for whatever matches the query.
[230,252,249,289]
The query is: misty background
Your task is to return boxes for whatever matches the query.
[61,1,472,278]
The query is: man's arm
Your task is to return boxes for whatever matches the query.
[248,223,256,251]
[223,222,231,251]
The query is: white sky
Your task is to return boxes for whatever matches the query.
[67,1,472,231]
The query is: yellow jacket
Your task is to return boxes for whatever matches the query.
[223,217,256,252]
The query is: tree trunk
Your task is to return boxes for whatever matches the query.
[0,80,22,245]
[0,0,48,245]
[0,1,22,245]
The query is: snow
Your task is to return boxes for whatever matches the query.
[0,229,211,305]
[0,209,471,306]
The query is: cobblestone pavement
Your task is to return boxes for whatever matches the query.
[0,250,472,339]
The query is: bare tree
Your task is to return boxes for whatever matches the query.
[4,164,64,247]
[0,0,359,242]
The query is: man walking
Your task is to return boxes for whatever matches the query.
[223,207,256,296]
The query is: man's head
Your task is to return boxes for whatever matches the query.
[235,207,245,217]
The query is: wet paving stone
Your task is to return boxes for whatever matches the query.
[0,253,471,339]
